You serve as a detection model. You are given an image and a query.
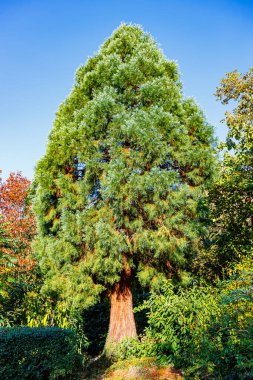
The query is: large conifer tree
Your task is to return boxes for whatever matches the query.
[33,24,216,348]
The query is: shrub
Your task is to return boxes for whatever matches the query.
[119,283,219,369]
[0,327,85,379]
[119,257,253,379]
[201,257,253,379]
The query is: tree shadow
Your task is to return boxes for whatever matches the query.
[82,354,112,380]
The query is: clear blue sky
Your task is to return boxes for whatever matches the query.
[1,0,252,180]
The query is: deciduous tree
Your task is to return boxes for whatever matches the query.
[0,171,36,325]
[196,69,253,278]
[0,172,35,273]
[0,171,36,276]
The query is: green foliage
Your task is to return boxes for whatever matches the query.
[0,278,29,326]
[0,222,13,326]
[0,265,88,356]
[33,23,216,312]
[0,327,85,379]
[119,258,253,379]
[18,288,89,354]
[0,259,67,329]
[118,283,219,368]
[0,224,88,353]
[202,257,253,379]
[195,155,253,280]
[195,68,253,279]
[216,68,253,156]
[0,221,27,326]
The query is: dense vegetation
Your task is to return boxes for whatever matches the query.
[119,258,253,379]
[0,327,84,379]
[0,25,252,379]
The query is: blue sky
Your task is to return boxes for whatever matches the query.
[0,0,252,180]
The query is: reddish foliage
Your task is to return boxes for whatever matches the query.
[0,170,36,276]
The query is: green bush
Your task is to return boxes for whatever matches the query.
[119,284,219,369]
[201,257,253,380]
[0,327,85,379]
[119,258,253,379]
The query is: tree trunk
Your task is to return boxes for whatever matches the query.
[105,275,137,355]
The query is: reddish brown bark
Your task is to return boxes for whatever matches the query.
[106,275,137,350]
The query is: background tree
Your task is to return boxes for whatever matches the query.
[0,171,36,276]
[33,24,216,349]
[195,68,253,279]
[0,171,36,325]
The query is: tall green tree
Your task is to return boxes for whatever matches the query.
[33,24,216,348]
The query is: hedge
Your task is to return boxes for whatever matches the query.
[0,327,84,379]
